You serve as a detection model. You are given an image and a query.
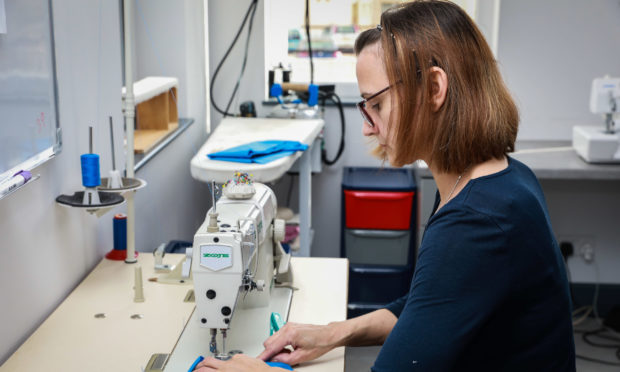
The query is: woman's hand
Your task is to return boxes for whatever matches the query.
[193,354,275,372]
[257,322,341,365]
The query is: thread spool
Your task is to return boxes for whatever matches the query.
[81,154,101,188]
[106,213,133,261]
[113,213,127,251]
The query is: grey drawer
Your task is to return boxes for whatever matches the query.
[345,229,410,266]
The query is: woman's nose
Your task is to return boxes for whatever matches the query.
[362,121,376,136]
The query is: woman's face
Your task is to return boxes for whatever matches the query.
[356,42,397,163]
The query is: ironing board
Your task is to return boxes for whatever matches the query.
[190,117,324,257]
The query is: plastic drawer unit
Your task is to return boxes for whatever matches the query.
[341,167,417,318]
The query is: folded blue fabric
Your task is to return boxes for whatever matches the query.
[207,140,308,164]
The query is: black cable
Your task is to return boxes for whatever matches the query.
[210,0,258,117]
[304,0,314,84]
[574,327,620,366]
[576,354,620,366]
[320,92,345,165]
[224,0,258,115]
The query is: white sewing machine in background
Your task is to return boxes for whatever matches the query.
[573,76,620,163]
[164,175,293,369]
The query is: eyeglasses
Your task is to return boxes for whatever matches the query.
[356,85,391,128]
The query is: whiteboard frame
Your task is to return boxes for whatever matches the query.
[0,0,61,185]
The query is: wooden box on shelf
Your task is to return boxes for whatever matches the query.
[123,76,179,154]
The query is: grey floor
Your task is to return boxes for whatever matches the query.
[344,319,620,372]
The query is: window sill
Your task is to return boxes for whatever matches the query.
[134,117,194,173]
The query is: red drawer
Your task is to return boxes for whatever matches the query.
[344,190,414,230]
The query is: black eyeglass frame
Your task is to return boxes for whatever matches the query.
[356,85,391,128]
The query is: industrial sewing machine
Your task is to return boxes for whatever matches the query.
[163,174,293,369]
[573,76,620,163]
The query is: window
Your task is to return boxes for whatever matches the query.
[265,0,498,98]
[268,0,403,90]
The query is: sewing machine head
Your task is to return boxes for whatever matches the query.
[573,76,620,163]
[191,173,288,359]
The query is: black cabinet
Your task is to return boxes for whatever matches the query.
[341,167,417,318]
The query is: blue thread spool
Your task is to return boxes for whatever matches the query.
[113,214,127,251]
[81,153,101,187]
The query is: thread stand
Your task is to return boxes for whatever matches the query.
[56,126,125,215]
[98,116,147,193]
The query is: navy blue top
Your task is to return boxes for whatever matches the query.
[372,157,575,371]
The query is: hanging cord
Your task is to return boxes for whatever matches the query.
[319,91,345,165]
[210,0,258,117]
[304,0,314,84]
[223,0,258,116]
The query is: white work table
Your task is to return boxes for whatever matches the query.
[1,254,348,372]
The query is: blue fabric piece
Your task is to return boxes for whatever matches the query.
[373,157,576,372]
[266,362,293,370]
[207,140,308,164]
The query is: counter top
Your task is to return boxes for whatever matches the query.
[414,140,620,180]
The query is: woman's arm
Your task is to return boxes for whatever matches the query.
[335,308,398,346]
[257,308,397,365]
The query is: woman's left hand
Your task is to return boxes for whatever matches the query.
[193,354,279,372]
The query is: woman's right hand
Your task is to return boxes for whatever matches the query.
[257,322,342,366]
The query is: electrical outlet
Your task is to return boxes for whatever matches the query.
[557,235,596,263]
[580,242,595,263]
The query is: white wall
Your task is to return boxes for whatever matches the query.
[0,0,208,364]
[498,0,620,140]
[131,0,210,252]
[497,0,620,283]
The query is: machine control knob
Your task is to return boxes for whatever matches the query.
[255,280,265,291]
[207,290,216,299]
[221,306,232,316]
[273,219,286,243]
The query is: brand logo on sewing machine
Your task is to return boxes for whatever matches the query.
[203,253,230,258]
[200,244,233,271]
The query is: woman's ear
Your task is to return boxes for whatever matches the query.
[429,66,448,112]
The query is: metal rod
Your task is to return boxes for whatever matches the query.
[89,126,93,154]
[124,0,137,264]
[109,116,116,170]
[211,180,216,214]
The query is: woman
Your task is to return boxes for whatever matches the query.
[195,1,576,371]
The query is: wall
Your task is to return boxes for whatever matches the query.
[498,0,620,140]
[131,0,210,252]
[0,0,208,364]
[498,0,620,283]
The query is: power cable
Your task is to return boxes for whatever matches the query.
[210,0,258,117]
[319,91,345,165]
[223,0,258,116]
[304,0,314,84]
[575,327,620,366]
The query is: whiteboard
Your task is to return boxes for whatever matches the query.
[0,0,60,183]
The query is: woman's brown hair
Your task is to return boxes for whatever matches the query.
[357,0,518,173]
